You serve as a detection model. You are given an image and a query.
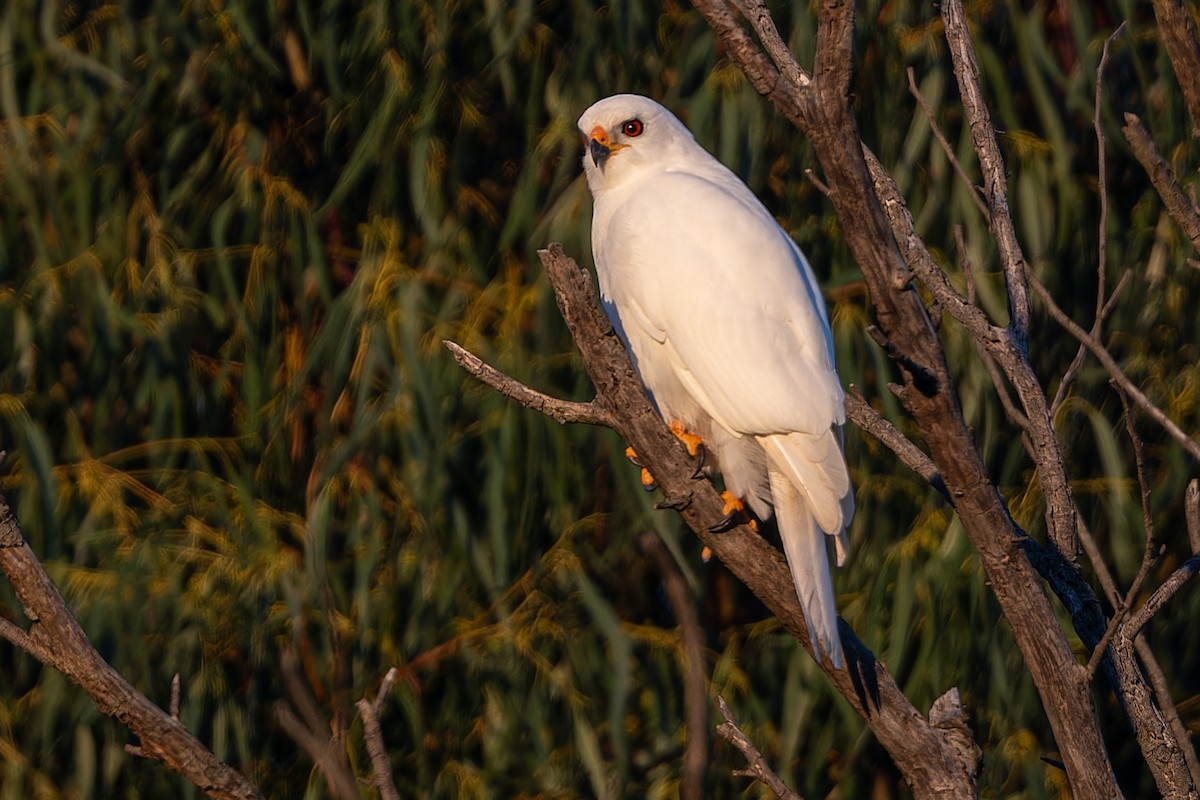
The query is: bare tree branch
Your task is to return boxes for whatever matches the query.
[1026,270,1200,462]
[443,341,615,427]
[1151,0,1200,135]
[942,0,1032,349]
[863,147,1079,561]
[1122,113,1200,254]
[1124,554,1200,640]
[0,489,262,800]
[715,695,802,800]
[906,67,988,217]
[357,697,401,800]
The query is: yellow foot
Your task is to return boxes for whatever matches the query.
[625,446,656,491]
[710,491,757,533]
[668,421,704,457]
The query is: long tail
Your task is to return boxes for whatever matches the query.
[768,468,844,668]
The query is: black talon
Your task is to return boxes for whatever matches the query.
[690,442,707,479]
[643,479,657,493]
[708,512,740,533]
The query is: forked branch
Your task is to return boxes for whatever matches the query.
[0,486,261,800]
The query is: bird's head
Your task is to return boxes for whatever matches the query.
[577,94,694,192]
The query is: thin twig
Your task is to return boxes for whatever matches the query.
[170,673,181,721]
[804,168,830,197]
[942,0,1031,349]
[845,391,948,501]
[372,666,398,716]
[1121,555,1200,640]
[715,695,803,800]
[274,703,359,800]
[0,616,55,663]
[1122,113,1200,254]
[906,67,988,216]
[955,225,976,305]
[1086,387,1165,679]
[1027,270,1200,462]
[356,697,401,800]
[1054,25,1127,414]
[443,341,615,427]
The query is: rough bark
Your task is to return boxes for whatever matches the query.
[0,491,261,800]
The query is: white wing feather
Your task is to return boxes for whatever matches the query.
[595,171,843,437]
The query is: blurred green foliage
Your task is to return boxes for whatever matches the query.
[0,0,1197,797]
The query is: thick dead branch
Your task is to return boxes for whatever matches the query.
[0,490,261,800]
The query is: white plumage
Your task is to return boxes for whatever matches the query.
[578,94,853,667]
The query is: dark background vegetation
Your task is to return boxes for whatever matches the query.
[0,0,1196,797]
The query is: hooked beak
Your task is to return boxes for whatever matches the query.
[587,125,616,169]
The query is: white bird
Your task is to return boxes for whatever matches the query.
[578,94,853,667]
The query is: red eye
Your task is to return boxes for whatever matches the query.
[621,119,644,137]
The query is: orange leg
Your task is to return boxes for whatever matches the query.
[710,490,757,533]
[624,446,656,490]
[668,421,704,457]
[625,422,706,490]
